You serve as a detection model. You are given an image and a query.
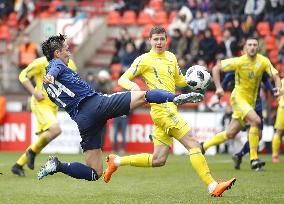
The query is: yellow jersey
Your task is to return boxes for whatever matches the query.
[120,49,187,116]
[19,57,77,107]
[221,54,278,106]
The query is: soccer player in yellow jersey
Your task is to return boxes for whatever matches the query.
[203,37,283,170]
[11,56,77,176]
[272,78,284,163]
[103,26,236,197]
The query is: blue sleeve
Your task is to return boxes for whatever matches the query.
[47,63,64,79]
[221,71,235,89]
[262,72,274,95]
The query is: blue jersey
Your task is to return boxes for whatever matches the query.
[221,71,274,112]
[44,59,97,118]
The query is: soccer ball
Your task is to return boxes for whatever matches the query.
[185,65,211,92]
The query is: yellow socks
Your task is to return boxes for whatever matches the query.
[16,152,28,166]
[249,127,259,161]
[120,153,153,167]
[204,131,228,151]
[272,133,281,156]
[16,132,48,166]
[189,148,215,186]
[30,132,48,153]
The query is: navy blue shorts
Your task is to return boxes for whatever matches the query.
[242,109,263,131]
[74,92,131,151]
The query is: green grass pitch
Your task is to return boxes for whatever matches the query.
[0,153,284,204]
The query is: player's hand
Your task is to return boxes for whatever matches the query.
[215,87,224,98]
[131,83,141,91]
[273,87,283,97]
[43,74,54,84]
[33,90,44,101]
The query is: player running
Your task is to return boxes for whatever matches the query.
[221,71,274,170]
[201,37,282,170]
[103,26,236,197]
[11,57,77,177]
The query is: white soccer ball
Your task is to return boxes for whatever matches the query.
[185,65,211,92]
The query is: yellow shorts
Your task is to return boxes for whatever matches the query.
[151,108,190,147]
[230,94,253,126]
[274,105,284,130]
[31,99,58,134]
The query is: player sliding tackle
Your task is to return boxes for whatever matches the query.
[104,26,236,197]
[37,34,203,182]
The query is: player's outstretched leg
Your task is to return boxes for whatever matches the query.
[173,92,204,105]
[144,89,204,105]
[11,163,25,177]
[37,156,60,180]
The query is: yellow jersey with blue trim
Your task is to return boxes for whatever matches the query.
[19,57,77,107]
[221,54,278,106]
[120,49,187,116]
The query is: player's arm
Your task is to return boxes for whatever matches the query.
[262,72,274,95]
[272,73,283,97]
[118,57,143,91]
[19,61,44,101]
[212,61,224,97]
[174,59,187,88]
[44,64,62,84]
[221,71,235,89]
[213,58,238,97]
[265,60,283,97]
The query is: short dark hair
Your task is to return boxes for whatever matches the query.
[41,34,66,61]
[245,36,258,42]
[149,26,167,38]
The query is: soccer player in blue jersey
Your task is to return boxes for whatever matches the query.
[36,34,204,181]
[221,71,274,170]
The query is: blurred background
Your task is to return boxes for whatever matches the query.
[0,0,284,155]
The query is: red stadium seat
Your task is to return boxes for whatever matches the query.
[268,50,279,65]
[142,24,154,38]
[169,10,176,23]
[7,12,18,28]
[137,11,152,25]
[272,22,284,36]
[107,11,121,26]
[39,10,51,19]
[121,10,136,26]
[148,0,163,11]
[264,35,278,51]
[152,11,168,25]
[257,22,271,37]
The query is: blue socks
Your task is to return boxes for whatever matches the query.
[145,89,178,103]
[236,141,250,157]
[58,162,98,181]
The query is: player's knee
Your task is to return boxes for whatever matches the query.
[51,126,62,137]
[226,131,235,139]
